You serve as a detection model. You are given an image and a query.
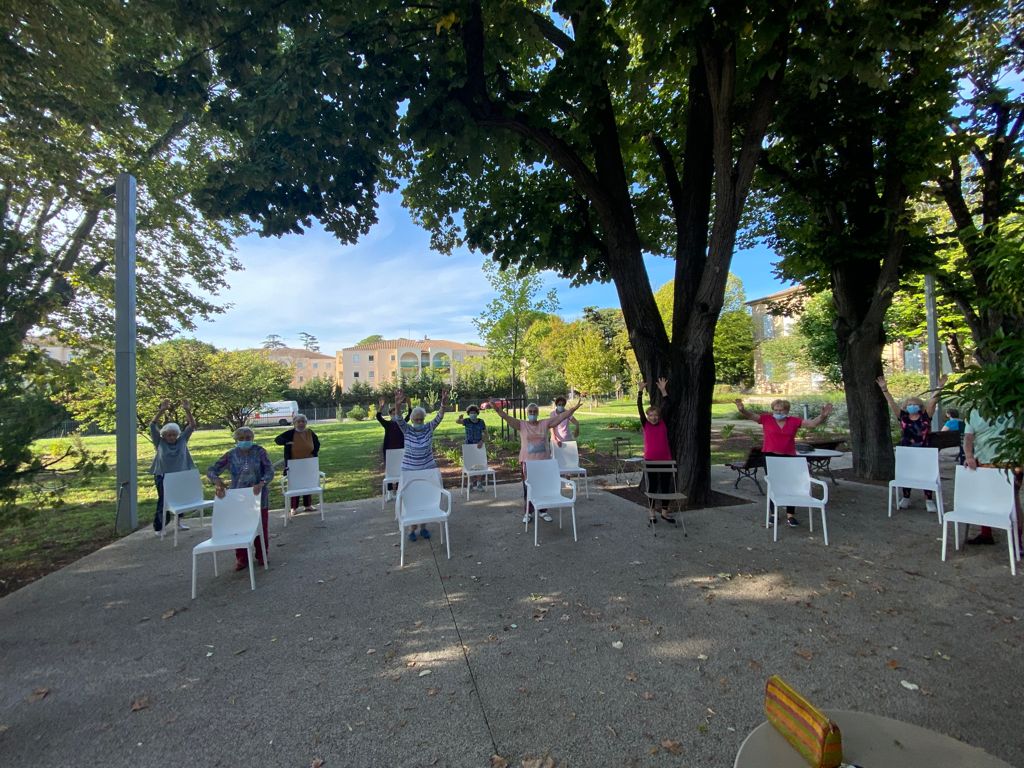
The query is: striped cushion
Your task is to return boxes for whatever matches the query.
[764,675,843,768]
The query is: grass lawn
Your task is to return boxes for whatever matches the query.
[1,399,748,595]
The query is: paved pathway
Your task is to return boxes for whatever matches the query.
[1,460,1021,767]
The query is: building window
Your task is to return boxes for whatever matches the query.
[368,354,374,362]
[295,361,304,369]
[298,376,304,383]
[390,354,396,362]
[764,361,775,380]
[762,314,774,340]
[352,353,360,363]
[353,371,359,378]
[368,371,375,379]
[313,362,318,369]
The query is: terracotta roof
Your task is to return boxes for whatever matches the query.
[263,347,335,360]
[745,284,806,306]
[345,338,488,352]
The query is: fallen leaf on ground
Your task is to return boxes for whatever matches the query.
[660,738,683,754]
[521,756,556,768]
[366,648,377,655]
[641,691,656,701]
[696,653,708,661]
[418,669,432,677]
[161,607,186,620]
[490,756,509,768]
[625,672,638,682]
[27,687,49,703]
[900,680,920,691]
[130,696,150,712]
[311,759,325,768]
[795,649,814,660]
[611,641,623,650]
[886,659,900,669]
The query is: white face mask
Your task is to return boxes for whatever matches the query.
[527,413,539,422]
[555,405,565,413]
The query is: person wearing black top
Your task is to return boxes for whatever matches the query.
[377,397,411,494]
[274,414,321,513]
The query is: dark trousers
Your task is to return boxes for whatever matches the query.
[235,508,270,566]
[153,475,165,531]
[646,471,671,510]
[290,494,312,509]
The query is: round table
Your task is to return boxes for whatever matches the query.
[734,709,1013,768]
[797,448,844,484]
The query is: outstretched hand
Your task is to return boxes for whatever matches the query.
[821,403,834,417]
[875,376,887,390]
[734,398,745,409]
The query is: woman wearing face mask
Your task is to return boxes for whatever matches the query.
[207,426,274,570]
[274,414,320,516]
[735,397,834,527]
[150,398,198,533]
[489,395,584,525]
[456,405,489,490]
[392,387,449,541]
[638,378,675,525]
[548,395,580,448]
[876,375,943,512]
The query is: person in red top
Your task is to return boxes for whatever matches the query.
[734,398,834,527]
[638,377,675,526]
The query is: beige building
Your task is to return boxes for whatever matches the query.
[747,286,926,393]
[25,335,74,364]
[337,338,487,392]
[264,347,337,388]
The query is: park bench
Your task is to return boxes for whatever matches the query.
[726,446,766,495]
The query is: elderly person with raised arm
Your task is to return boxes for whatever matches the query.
[549,395,580,448]
[207,426,274,570]
[876,375,943,512]
[490,396,584,525]
[275,413,320,516]
[734,397,834,527]
[392,387,449,542]
[150,398,198,533]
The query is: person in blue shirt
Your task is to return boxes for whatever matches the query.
[942,408,966,465]
[456,404,489,490]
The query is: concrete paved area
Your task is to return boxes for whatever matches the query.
[1,459,1022,767]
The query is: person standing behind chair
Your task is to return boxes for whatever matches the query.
[638,378,676,526]
[275,414,320,516]
[150,398,197,533]
[876,375,943,512]
[377,396,410,495]
[942,408,966,465]
[392,387,449,542]
[456,404,489,491]
[490,396,584,525]
[734,397,834,527]
[207,427,274,571]
[549,395,580,449]
[963,410,1022,548]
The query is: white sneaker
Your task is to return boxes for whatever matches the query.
[897,498,911,509]
[177,520,190,531]
[522,513,532,524]
[926,500,937,513]
[540,511,553,522]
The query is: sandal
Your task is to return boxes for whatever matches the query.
[660,513,677,526]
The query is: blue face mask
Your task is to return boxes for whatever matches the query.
[556,405,565,413]
[773,412,788,421]
[527,413,539,422]
[906,404,921,414]
[468,414,478,422]
[236,440,254,449]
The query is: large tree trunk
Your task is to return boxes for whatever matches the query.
[837,329,893,479]
[669,330,717,506]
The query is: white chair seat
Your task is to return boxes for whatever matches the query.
[162,469,216,547]
[460,444,497,499]
[382,448,404,508]
[887,446,944,523]
[765,456,830,545]
[396,471,452,567]
[191,488,267,598]
[524,459,577,547]
[281,458,326,525]
[941,465,1020,576]
[552,441,589,499]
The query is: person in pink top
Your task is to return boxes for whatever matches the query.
[638,377,675,526]
[490,396,584,525]
[734,398,834,527]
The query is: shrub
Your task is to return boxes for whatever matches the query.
[347,405,367,421]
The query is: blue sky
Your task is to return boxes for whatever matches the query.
[191,191,791,354]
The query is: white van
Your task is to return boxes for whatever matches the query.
[248,400,299,427]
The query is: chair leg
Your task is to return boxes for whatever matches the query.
[319,491,325,521]
[954,522,961,551]
[808,506,815,533]
[820,508,829,546]
[773,501,779,543]
[400,526,406,568]
[173,512,178,548]
[445,522,451,560]
[212,551,218,577]
[1008,533,1017,576]
[941,520,948,562]
[247,546,256,590]
[887,484,893,518]
[934,488,944,524]
[257,533,268,569]
[191,552,198,600]
[571,506,577,542]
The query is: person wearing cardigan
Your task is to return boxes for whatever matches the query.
[275,414,320,515]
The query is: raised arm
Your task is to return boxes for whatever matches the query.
[150,399,172,446]
[181,399,197,431]
[548,397,584,428]
[489,398,519,429]
[392,391,410,432]
[924,376,946,417]
[376,397,388,426]
[803,402,834,429]
[875,376,901,419]
[733,398,760,423]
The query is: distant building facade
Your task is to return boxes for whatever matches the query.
[263,347,337,388]
[747,286,928,393]
[25,335,74,364]
[337,338,487,392]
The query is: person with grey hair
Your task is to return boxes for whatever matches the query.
[207,426,274,570]
[274,413,321,515]
[149,398,197,533]
[490,396,584,524]
[392,387,450,542]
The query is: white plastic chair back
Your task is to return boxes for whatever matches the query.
[400,468,443,489]
[552,441,581,470]
[212,488,260,537]
[385,449,405,478]
[953,465,1015,514]
[765,456,811,495]
[164,469,205,508]
[524,459,562,494]
[462,443,488,469]
[398,479,444,520]
[894,446,939,484]
[286,457,321,490]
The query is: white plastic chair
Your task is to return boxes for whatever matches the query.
[523,459,578,547]
[887,446,944,523]
[460,443,497,499]
[191,488,267,599]
[381,448,404,509]
[552,440,589,499]
[395,473,452,567]
[641,461,688,536]
[765,456,831,545]
[942,465,1020,576]
[280,457,326,526]
[161,469,215,547]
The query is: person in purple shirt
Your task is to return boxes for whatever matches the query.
[207,427,274,570]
